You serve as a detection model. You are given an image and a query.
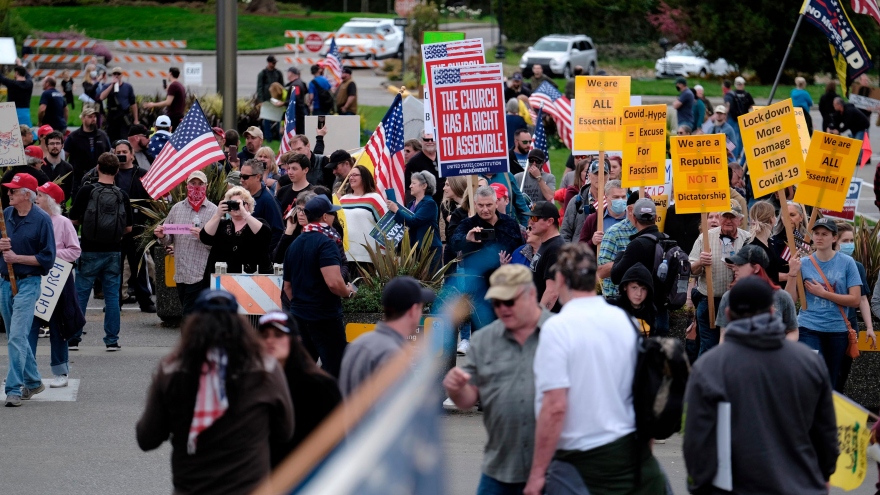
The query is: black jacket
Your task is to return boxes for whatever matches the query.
[830,102,870,134]
[0,73,33,109]
[43,158,75,203]
[683,312,838,495]
[83,165,150,232]
[609,262,656,336]
[610,225,661,286]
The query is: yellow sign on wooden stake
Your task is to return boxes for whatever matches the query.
[670,135,730,214]
[740,99,805,197]
[573,76,631,153]
[621,104,667,188]
[793,131,861,211]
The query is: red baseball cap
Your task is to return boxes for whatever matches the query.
[3,173,39,191]
[37,181,64,205]
[37,125,54,139]
[490,182,509,199]
[24,146,44,160]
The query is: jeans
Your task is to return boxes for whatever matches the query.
[2,276,43,395]
[476,473,526,495]
[799,327,849,390]
[295,316,347,378]
[122,236,152,308]
[74,251,122,346]
[459,320,472,341]
[30,316,69,376]
[261,118,279,142]
[176,280,209,316]
[696,294,723,357]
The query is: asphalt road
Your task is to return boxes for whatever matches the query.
[0,302,876,494]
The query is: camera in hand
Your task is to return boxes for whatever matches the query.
[478,228,496,241]
[116,154,126,163]
[224,200,240,211]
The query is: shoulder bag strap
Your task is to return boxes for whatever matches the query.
[807,255,854,331]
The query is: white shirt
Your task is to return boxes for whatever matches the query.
[534,296,637,452]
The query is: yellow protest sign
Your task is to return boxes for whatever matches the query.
[653,194,668,232]
[793,131,860,210]
[670,135,730,214]
[793,108,811,159]
[740,99,805,197]
[573,76,631,153]
[621,104,667,188]
[830,392,871,491]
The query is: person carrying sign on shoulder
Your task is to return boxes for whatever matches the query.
[1,173,57,407]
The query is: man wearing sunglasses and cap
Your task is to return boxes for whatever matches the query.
[340,276,435,397]
[514,149,556,204]
[444,264,552,493]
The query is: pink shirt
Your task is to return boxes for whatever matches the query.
[50,214,81,263]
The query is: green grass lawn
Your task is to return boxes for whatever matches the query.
[14,6,397,51]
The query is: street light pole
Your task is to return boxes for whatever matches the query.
[217,0,237,131]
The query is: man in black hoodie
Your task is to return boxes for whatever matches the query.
[683,276,838,495]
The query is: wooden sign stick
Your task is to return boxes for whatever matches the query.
[777,190,807,309]
[597,150,605,221]
[0,214,17,295]
[702,213,715,329]
[639,186,645,199]
[467,175,478,217]
[806,207,819,232]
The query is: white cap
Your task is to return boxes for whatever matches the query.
[155,115,172,128]
[734,76,746,86]
[694,84,704,91]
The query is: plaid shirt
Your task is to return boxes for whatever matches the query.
[597,218,637,298]
[159,199,217,284]
[688,227,749,296]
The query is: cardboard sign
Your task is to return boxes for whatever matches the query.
[642,159,673,199]
[421,36,482,134]
[819,178,863,221]
[163,224,196,235]
[653,194,669,232]
[0,102,25,167]
[793,131,860,212]
[34,259,73,319]
[431,63,508,177]
[739,100,805,198]
[573,76,631,153]
[670,135,731,214]
[369,211,407,246]
[793,108,811,159]
[621,104,667,188]
[849,83,880,111]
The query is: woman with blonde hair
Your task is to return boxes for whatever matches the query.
[254,146,280,192]
[747,200,787,285]
[771,201,811,262]
[262,82,287,142]
[199,186,273,275]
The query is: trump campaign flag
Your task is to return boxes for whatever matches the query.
[365,93,405,201]
[142,101,226,199]
[801,0,873,89]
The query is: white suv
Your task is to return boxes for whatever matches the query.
[323,18,403,60]
[519,35,598,78]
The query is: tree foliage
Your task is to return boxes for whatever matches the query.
[501,0,658,44]
[677,0,880,83]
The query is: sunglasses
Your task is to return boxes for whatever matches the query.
[528,158,542,164]
[239,173,258,180]
[520,140,532,145]
[491,298,518,308]
[422,138,435,143]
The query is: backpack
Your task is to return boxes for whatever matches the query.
[315,83,335,114]
[728,91,750,118]
[81,183,126,244]
[631,319,690,441]
[643,233,691,310]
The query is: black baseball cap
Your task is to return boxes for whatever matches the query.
[382,276,436,314]
[675,77,687,86]
[267,55,277,63]
[325,150,352,169]
[342,67,353,75]
[527,149,546,163]
[303,195,341,217]
[588,158,610,175]
[525,200,560,222]
[812,217,838,234]
[288,67,300,75]
[728,276,774,315]
[725,244,769,269]
[258,311,297,335]
[128,124,149,138]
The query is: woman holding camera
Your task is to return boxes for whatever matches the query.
[200,186,273,276]
[386,170,442,273]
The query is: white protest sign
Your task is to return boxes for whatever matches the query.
[34,259,73,319]
[642,159,673,198]
[0,102,25,167]
[163,224,195,235]
[184,63,203,86]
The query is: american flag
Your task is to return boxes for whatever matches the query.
[432,65,503,85]
[142,101,226,199]
[852,0,880,26]
[780,228,807,261]
[529,81,573,149]
[324,37,343,88]
[422,38,484,61]
[276,95,297,164]
[366,93,405,202]
[530,105,552,173]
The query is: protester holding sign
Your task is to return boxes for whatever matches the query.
[786,218,861,390]
[340,165,387,270]
[387,171,442,273]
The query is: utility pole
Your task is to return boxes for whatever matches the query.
[217,0,237,131]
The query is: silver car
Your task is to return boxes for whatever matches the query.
[519,35,598,78]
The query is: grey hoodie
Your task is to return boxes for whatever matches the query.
[682,312,838,495]
[560,184,590,243]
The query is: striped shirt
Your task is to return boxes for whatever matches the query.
[688,227,749,296]
[339,192,387,263]
[159,199,217,284]
[597,219,637,299]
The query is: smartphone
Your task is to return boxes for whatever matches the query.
[479,229,496,241]
[317,116,326,129]
[385,188,397,203]
[224,200,240,211]
[228,145,237,158]
[162,79,167,90]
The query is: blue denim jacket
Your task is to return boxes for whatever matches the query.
[0,206,56,278]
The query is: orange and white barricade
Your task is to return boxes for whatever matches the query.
[210,273,283,315]
[113,40,187,49]
[24,39,96,49]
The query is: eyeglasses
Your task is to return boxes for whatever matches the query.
[239,173,257,180]
[349,173,361,177]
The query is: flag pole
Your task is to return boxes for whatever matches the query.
[767,8,807,105]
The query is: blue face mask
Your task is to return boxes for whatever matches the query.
[610,199,627,215]
[839,242,855,256]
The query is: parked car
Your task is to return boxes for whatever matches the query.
[655,43,732,78]
[519,34,598,79]
[322,18,403,60]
